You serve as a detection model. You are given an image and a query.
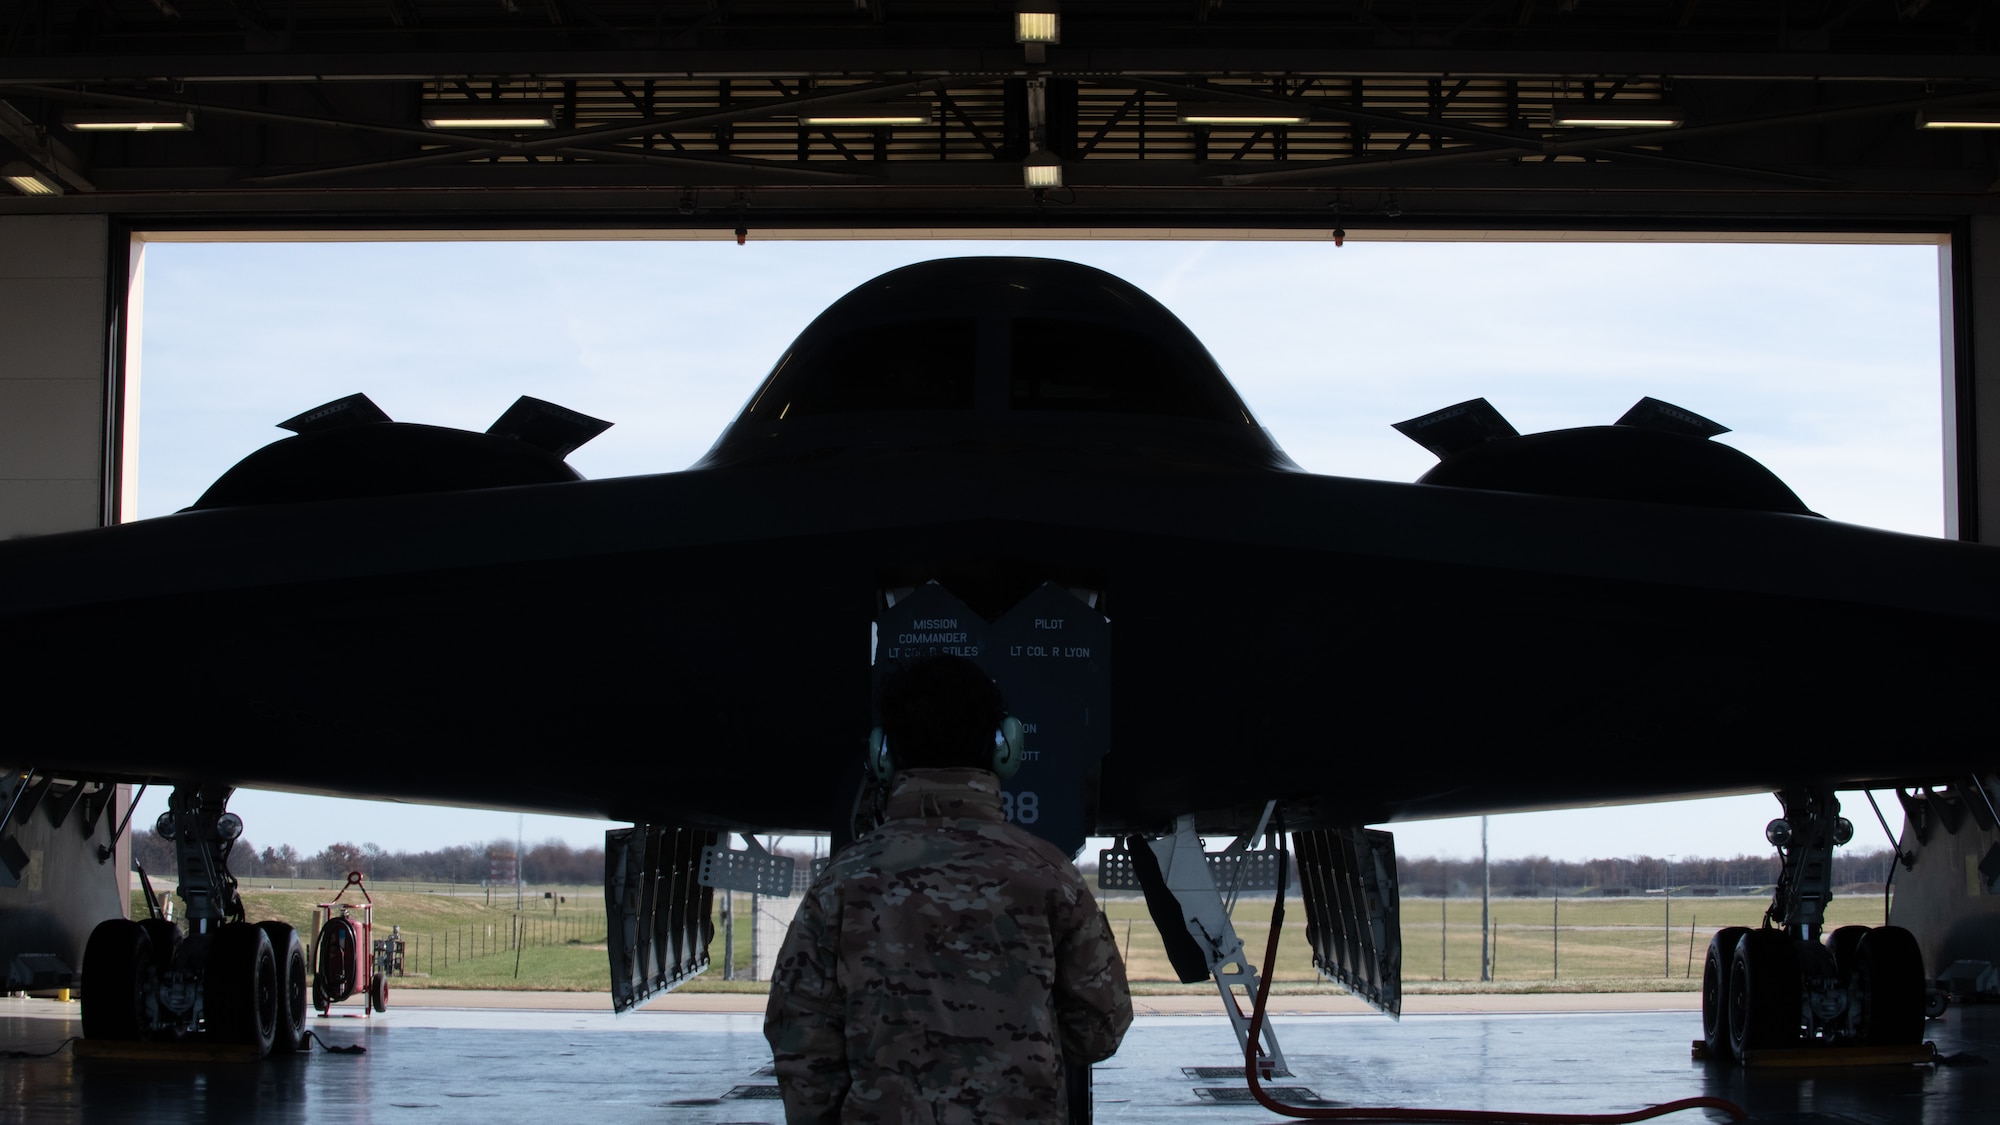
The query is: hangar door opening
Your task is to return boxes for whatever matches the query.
[131,236,1947,534]
[122,233,1945,864]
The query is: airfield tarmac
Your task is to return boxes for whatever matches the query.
[1,990,1992,1124]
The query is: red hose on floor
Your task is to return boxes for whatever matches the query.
[1241,853,1748,1123]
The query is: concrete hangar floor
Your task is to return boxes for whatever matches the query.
[1,991,1994,1124]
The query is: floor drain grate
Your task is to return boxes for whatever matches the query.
[1193,1086,1327,1104]
[724,1085,785,1100]
[1182,1066,1292,1080]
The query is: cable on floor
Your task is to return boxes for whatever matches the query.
[0,1036,76,1059]
[1241,830,1750,1123]
[301,1030,366,1054]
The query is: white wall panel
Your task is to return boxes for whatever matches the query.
[0,215,111,538]
[0,480,103,538]
[0,215,108,280]
[0,378,104,478]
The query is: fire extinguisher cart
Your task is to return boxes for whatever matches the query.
[310,871,388,1016]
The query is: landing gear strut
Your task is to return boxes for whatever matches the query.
[1699,786,1926,1061]
[78,784,307,1057]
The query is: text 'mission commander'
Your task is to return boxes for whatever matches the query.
[763,654,1132,1124]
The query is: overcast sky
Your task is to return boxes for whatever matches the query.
[133,237,1942,862]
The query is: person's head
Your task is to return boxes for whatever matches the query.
[876,654,1006,773]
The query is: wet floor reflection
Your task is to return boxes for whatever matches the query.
[3,999,1993,1124]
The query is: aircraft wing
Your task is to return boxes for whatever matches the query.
[2,447,1991,835]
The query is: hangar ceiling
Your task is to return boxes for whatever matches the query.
[0,0,1994,230]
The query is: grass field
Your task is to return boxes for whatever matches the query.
[1099,894,1887,987]
[135,883,1894,995]
[135,883,755,992]
[1330,894,1888,985]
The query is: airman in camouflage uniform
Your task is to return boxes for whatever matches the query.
[764,658,1131,1125]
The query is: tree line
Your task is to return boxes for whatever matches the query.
[130,830,605,886]
[1395,849,1894,897]
[129,827,1893,897]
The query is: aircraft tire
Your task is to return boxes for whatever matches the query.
[204,922,278,1057]
[81,919,154,1041]
[257,922,309,1054]
[137,918,181,968]
[1826,925,1869,981]
[1925,989,1950,1019]
[1728,929,1803,1059]
[1854,925,1925,1047]
[1701,926,1751,1060]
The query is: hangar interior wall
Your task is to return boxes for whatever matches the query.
[1882,221,2000,974]
[0,214,129,986]
[1892,816,2000,982]
[0,786,132,987]
[0,214,114,539]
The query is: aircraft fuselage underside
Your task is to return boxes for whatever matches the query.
[8,452,1990,839]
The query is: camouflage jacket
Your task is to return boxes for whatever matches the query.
[763,767,1132,1124]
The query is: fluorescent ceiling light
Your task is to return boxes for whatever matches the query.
[1,163,60,196]
[1015,1,1059,43]
[1023,150,1062,189]
[1917,108,2000,130]
[65,109,195,132]
[421,103,560,130]
[1177,103,1311,127]
[1548,101,1684,128]
[798,104,933,128]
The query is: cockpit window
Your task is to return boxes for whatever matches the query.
[1010,317,1232,421]
[782,318,977,415]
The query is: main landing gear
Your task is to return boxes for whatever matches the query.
[1700,786,1927,1061]
[78,785,309,1058]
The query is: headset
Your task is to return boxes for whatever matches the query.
[867,715,1025,783]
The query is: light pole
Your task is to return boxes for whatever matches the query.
[1481,816,1492,983]
[1663,854,1675,978]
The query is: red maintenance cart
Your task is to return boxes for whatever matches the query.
[310,871,389,1016]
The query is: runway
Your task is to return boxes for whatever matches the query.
[2,991,1992,1123]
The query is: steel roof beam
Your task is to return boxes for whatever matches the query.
[0,84,523,152]
[1588,148,1842,187]
[0,100,96,193]
[245,142,882,184]
[0,171,1982,223]
[12,72,1981,194]
[1077,92,1141,158]
[49,146,1981,196]
[2,76,970,185]
[1121,75,1553,154]
[237,74,968,183]
[554,143,878,177]
[5,48,2000,84]
[938,90,1001,158]
[1218,85,2000,185]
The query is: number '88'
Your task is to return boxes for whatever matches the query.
[1000,791,1040,825]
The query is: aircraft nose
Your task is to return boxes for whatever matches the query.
[696,257,1289,472]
